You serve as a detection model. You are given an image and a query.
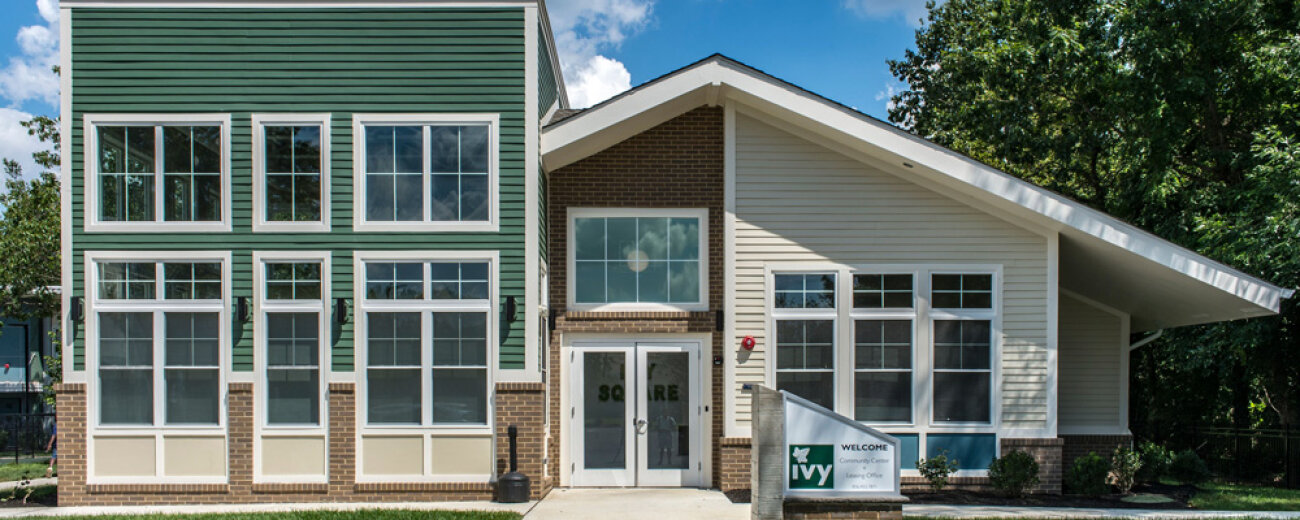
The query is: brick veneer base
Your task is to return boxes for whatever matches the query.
[55,382,535,506]
[1061,434,1133,469]
[783,500,904,520]
[1001,437,1063,494]
[720,437,751,492]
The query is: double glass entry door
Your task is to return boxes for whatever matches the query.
[570,342,701,487]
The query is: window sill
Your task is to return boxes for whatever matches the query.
[352,221,498,233]
[253,221,331,233]
[83,221,232,233]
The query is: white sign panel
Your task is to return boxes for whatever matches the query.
[782,392,901,497]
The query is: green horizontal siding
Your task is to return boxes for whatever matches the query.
[538,28,558,115]
[70,8,528,372]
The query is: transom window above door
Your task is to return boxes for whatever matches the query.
[353,115,498,232]
[569,209,708,311]
[86,115,231,232]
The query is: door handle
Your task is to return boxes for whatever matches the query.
[634,418,647,434]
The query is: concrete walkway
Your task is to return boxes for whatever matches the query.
[0,499,534,518]
[523,488,748,520]
[0,478,54,491]
[906,504,1300,519]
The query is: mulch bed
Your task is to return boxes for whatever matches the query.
[725,483,1197,509]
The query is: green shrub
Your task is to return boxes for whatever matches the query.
[1066,451,1111,496]
[916,451,960,492]
[1135,441,1171,483]
[1111,446,1142,494]
[0,430,9,452]
[988,450,1040,497]
[1169,449,1211,484]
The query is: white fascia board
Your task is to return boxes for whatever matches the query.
[63,0,533,7]
[536,0,569,109]
[542,57,1293,313]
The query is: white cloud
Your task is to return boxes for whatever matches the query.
[841,0,938,26]
[0,1,60,183]
[547,0,653,108]
[0,108,47,178]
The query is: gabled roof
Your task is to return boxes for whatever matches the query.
[541,54,1294,331]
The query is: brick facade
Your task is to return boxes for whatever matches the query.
[546,106,726,486]
[55,381,520,506]
[495,382,548,500]
[1061,434,1133,470]
[719,437,751,492]
[1001,437,1064,494]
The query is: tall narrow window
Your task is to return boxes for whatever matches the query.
[97,126,156,222]
[264,125,323,222]
[367,312,422,424]
[164,312,220,424]
[99,312,154,425]
[933,320,992,423]
[431,312,487,424]
[259,256,327,429]
[358,118,496,228]
[266,313,320,425]
[853,320,912,422]
[162,126,222,222]
[774,319,835,409]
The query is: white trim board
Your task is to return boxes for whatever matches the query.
[540,55,1293,326]
[64,1,535,6]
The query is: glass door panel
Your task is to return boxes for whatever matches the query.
[636,343,700,487]
[570,348,635,486]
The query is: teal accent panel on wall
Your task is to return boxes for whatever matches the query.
[891,433,919,470]
[69,8,528,372]
[926,433,997,470]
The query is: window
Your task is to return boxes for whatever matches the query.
[854,319,912,422]
[932,320,992,423]
[359,255,494,428]
[932,274,992,309]
[257,254,328,429]
[570,210,706,309]
[853,274,913,309]
[354,115,497,230]
[253,115,330,231]
[88,116,230,231]
[91,255,227,428]
[775,274,835,309]
[775,319,835,409]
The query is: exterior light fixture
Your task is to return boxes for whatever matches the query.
[505,295,518,323]
[336,298,349,324]
[236,297,250,322]
[69,297,83,322]
[626,250,649,273]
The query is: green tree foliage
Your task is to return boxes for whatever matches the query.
[889,0,1300,431]
[0,115,60,323]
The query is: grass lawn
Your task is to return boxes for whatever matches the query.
[11,511,520,520]
[1189,481,1300,511]
[0,462,51,481]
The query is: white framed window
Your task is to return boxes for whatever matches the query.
[355,251,497,430]
[352,114,499,232]
[567,208,708,312]
[252,114,331,232]
[254,253,329,428]
[930,273,995,425]
[83,114,232,232]
[764,265,1000,433]
[851,272,916,424]
[771,272,837,410]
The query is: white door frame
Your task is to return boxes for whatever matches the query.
[564,335,708,488]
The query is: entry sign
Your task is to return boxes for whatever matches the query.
[782,392,901,497]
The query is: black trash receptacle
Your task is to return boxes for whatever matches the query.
[497,424,531,503]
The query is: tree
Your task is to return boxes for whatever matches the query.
[0,115,61,323]
[888,0,1300,428]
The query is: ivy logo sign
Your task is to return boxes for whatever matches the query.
[782,392,902,497]
[789,445,834,488]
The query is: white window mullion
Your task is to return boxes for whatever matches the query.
[835,268,852,418]
[423,125,432,223]
[422,310,433,428]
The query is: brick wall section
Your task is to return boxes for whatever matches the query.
[58,381,494,505]
[1061,434,1132,470]
[784,501,904,520]
[719,437,751,492]
[54,383,87,504]
[495,382,547,500]
[547,106,725,486]
[1001,437,1063,494]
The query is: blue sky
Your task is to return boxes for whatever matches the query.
[0,0,930,177]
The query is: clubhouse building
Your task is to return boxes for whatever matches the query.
[56,0,1292,505]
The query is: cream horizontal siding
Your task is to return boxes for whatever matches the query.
[1059,294,1124,431]
[732,112,1049,430]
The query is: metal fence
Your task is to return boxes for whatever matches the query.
[0,413,54,465]
[1174,426,1300,489]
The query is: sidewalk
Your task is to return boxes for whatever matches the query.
[906,504,1300,519]
[0,499,534,518]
